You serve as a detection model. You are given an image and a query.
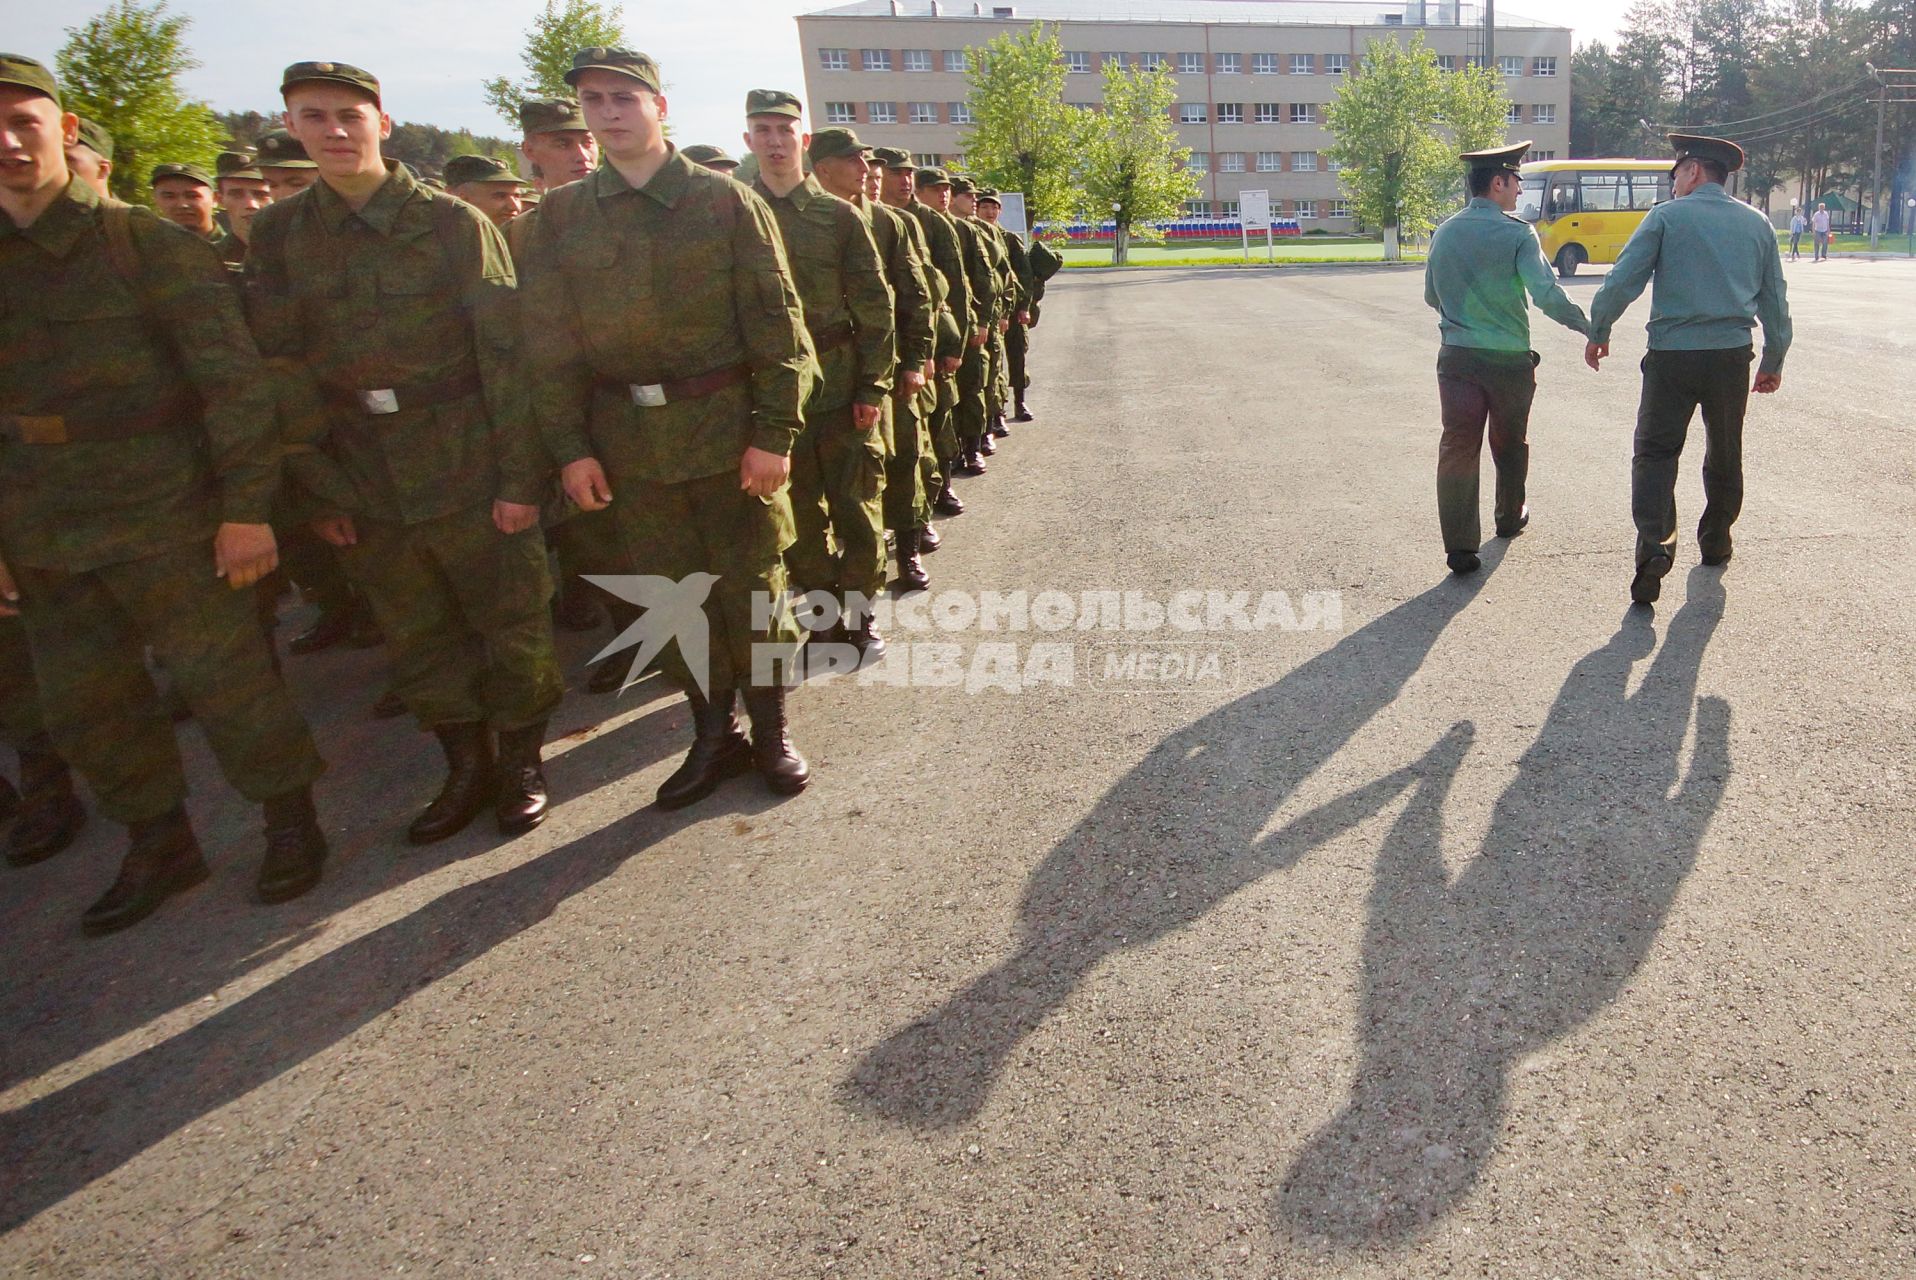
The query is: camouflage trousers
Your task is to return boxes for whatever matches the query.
[0,614,43,747]
[883,385,935,532]
[987,328,1010,417]
[1007,320,1030,398]
[339,504,564,732]
[13,542,326,825]
[954,340,989,443]
[610,469,801,695]
[787,403,889,605]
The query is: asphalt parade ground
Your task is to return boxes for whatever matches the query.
[1,259,1911,1278]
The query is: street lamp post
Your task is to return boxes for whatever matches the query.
[1907,197,1914,257]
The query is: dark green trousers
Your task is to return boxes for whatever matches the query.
[14,542,325,824]
[1007,321,1030,399]
[339,505,563,732]
[1632,347,1751,568]
[883,391,933,531]
[955,342,989,442]
[787,403,889,604]
[1436,347,1537,553]
[0,614,43,747]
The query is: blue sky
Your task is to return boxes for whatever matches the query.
[15,0,1628,149]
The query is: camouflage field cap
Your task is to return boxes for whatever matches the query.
[216,149,264,182]
[255,129,317,169]
[520,95,588,135]
[0,54,59,106]
[976,187,1001,204]
[745,88,803,119]
[914,166,951,188]
[948,174,976,195]
[444,154,525,186]
[565,47,662,93]
[1668,132,1745,174]
[871,146,914,171]
[680,143,739,168]
[74,117,113,161]
[280,60,381,103]
[150,162,213,188]
[521,189,543,206]
[808,127,869,164]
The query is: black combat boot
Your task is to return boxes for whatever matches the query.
[1012,397,1032,423]
[919,522,942,552]
[407,722,495,845]
[842,594,888,664]
[978,430,998,456]
[552,576,602,633]
[932,476,966,516]
[959,441,988,475]
[494,720,551,835]
[6,737,86,867]
[989,412,1009,438]
[589,598,643,693]
[656,686,752,811]
[892,527,930,594]
[257,785,328,904]
[82,806,208,936]
[740,685,810,796]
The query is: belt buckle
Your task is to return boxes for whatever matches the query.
[357,388,400,415]
[630,383,667,408]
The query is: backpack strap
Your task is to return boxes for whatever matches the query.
[100,201,142,293]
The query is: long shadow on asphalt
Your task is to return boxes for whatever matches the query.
[844,557,1729,1249]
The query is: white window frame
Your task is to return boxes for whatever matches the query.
[909,101,938,124]
[903,49,932,72]
[1255,151,1281,172]
[1185,151,1209,174]
[1215,52,1242,74]
[1328,199,1352,219]
[1254,102,1280,124]
[1177,51,1205,74]
[1252,53,1279,75]
[1103,52,1126,68]
[1295,199,1318,220]
[1499,55,1524,77]
[1290,54,1314,75]
[1325,53,1350,76]
[1065,51,1090,74]
[1179,102,1208,125]
[1184,199,1212,216]
[1291,150,1317,172]
[819,48,849,72]
[1533,56,1558,77]
[948,101,974,125]
[1221,200,1240,217]
[1533,103,1557,125]
[1139,52,1165,70]
[1289,103,1316,124]
[1326,156,1343,173]
[862,49,892,72]
[911,151,940,167]
[1217,102,1244,124]
[1437,54,1458,73]
[825,102,856,124]
[1218,151,1245,172]
[867,101,898,124]
[1506,103,1523,125]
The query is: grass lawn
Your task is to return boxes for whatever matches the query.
[1061,239,1419,267]
[1776,231,1915,256]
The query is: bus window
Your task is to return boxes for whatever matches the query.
[1580,173,1623,211]
[1629,174,1666,209]
[1548,181,1579,218]
[1517,178,1545,223]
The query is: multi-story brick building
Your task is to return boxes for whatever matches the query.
[794,0,1573,230]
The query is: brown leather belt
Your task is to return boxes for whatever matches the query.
[810,323,856,355]
[595,363,750,408]
[325,366,483,416]
[0,388,197,444]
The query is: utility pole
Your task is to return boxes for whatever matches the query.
[1869,64,1885,251]
[1484,0,1495,72]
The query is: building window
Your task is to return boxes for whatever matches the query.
[1533,103,1557,125]
[1179,102,1208,124]
[911,152,940,167]
[1326,53,1349,75]
[1326,156,1342,173]
[1184,199,1211,216]
[1437,54,1458,72]
[904,49,932,72]
[1104,52,1126,68]
[1249,53,1277,75]
[1533,56,1558,77]
[825,102,856,124]
[1218,151,1245,172]
[1295,200,1318,219]
[862,49,892,72]
[1290,54,1315,75]
[819,48,849,72]
[1215,52,1242,74]
[1289,102,1316,124]
[1221,200,1240,217]
[1178,51,1205,74]
[909,101,938,124]
[1254,102,1281,124]
[1217,102,1244,124]
[1185,151,1209,174]
[1255,151,1282,172]
[949,101,974,125]
[1499,55,1524,76]
[1139,52,1165,70]
[947,152,964,168]
[1329,199,1351,219]
[1506,103,1522,125]
[1535,149,1556,160]
[1065,51,1090,73]
[1292,150,1317,172]
[868,101,898,124]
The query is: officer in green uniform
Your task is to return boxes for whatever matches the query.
[811,128,936,592]
[979,190,1037,421]
[151,161,218,241]
[681,144,741,175]
[247,60,564,841]
[213,149,271,266]
[1423,140,1591,575]
[1586,134,1792,605]
[520,48,817,810]
[64,117,112,198]
[742,90,897,660]
[444,154,526,228]
[0,55,329,930]
[255,128,319,200]
[909,168,983,495]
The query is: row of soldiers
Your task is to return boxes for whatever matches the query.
[0,47,1059,937]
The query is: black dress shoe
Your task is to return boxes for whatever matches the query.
[740,686,810,796]
[6,741,85,867]
[493,721,550,835]
[1495,509,1530,538]
[1446,550,1481,575]
[83,808,208,936]
[371,688,407,719]
[1630,554,1672,605]
[257,786,327,904]
[407,722,495,845]
[656,689,752,811]
[919,523,942,552]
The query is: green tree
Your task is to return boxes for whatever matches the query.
[958,23,1084,228]
[1324,34,1510,258]
[1078,60,1196,265]
[55,0,225,204]
[482,0,627,128]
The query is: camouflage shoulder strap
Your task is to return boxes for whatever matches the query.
[99,200,142,292]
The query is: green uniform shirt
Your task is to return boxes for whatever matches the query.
[895,204,963,362]
[0,179,281,572]
[908,201,976,334]
[952,216,999,331]
[245,161,544,520]
[752,173,895,411]
[519,148,817,483]
[862,198,935,370]
[1588,183,1792,374]
[1002,228,1035,314]
[1423,198,1589,352]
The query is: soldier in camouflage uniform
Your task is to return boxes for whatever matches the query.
[953,179,1015,450]
[809,128,935,593]
[930,172,995,476]
[0,612,86,868]
[519,95,598,198]
[151,161,219,242]
[875,154,961,539]
[981,193,1038,421]
[64,117,112,198]
[213,149,270,267]
[0,55,329,931]
[521,48,818,810]
[974,188,1029,429]
[905,167,977,513]
[247,61,563,845]
[444,154,526,228]
[255,128,319,200]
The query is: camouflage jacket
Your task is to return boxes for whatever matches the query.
[891,204,963,367]
[244,161,544,522]
[907,201,976,336]
[519,149,817,484]
[952,215,999,333]
[860,197,935,372]
[0,179,280,573]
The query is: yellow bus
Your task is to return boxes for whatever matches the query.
[1516,158,1674,278]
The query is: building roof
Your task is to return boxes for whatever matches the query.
[801,0,1563,29]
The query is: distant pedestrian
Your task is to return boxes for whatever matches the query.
[1811,203,1831,261]
[1788,206,1805,261]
